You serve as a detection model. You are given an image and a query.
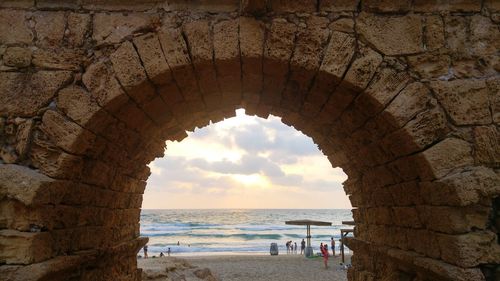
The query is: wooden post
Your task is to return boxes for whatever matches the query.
[341,230,345,263]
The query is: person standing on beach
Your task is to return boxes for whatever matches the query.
[331,237,335,256]
[143,245,148,259]
[301,239,305,255]
[321,244,329,269]
[294,242,297,254]
[167,247,171,256]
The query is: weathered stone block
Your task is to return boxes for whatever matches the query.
[473,126,500,165]
[56,86,115,134]
[0,255,91,281]
[141,95,172,125]
[158,28,203,105]
[362,0,411,13]
[240,17,264,103]
[40,110,96,155]
[437,231,500,268]
[67,13,91,47]
[384,107,447,157]
[261,19,296,106]
[362,165,396,189]
[82,61,129,113]
[485,77,500,124]
[240,0,266,14]
[320,31,356,80]
[36,0,81,9]
[343,45,383,91]
[420,167,499,206]
[387,181,422,207]
[34,11,66,47]
[15,118,34,159]
[431,79,491,125]
[0,230,53,265]
[3,47,32,68]
[269,0,316,12]
[133,33,171,86]
[30,142,84,179]
[360,67,411,117]
[419,138,474,180]
[444,16,468,57]
[406,229,440,258]
[320,0,359,11]
[413,257,486,281]
[424,15,445,51]
[0,71,72,117]
[329,18,355,33]
[92,12,160,45]
[407,53,450,79]
[214,18,242,105]
[282,18,329,111]
[110,41,156,104]
[357,13,424,56]
[0,10,33,44]
[0,0,34,8]
[384,82,431,128]
[418,205,490,234]
[414,0,481,12]
[183,20,221,109]
[392,207,422,228]
[365,207,392,225]
[32,49,84,71]
[470,15,500,56]
[0,164,67,206]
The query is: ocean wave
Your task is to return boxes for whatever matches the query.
[142,232,283,240]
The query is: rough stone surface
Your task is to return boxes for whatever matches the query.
[431,79,492,125]
[419,138,474,180]
[81,61,129,112]
[0,230,53,265]
[473,126,500,165]
[67,13,91,47]
[32,49,84,71]
[0,164,65,205]
[3,47,32,68]
[357,13,424,55]
[0,4,498,281]
[34,12,66,47]
[0,71,72,116]
[0,10,33,44]
[92,13,160,46]
[40,110,96,155]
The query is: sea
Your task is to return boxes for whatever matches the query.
[140,209,353,256]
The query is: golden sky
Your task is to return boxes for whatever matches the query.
[143,109,351,209]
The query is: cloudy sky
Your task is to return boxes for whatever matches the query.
[143,109,351,209]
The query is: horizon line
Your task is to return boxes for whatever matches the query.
[141,208,352,210]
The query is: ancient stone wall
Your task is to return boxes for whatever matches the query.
[0,1,499,280]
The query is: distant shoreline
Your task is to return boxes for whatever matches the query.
[141,208,352,210]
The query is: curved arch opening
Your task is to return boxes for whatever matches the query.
[144,108,350,210]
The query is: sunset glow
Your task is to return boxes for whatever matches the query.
[143,109,350,209]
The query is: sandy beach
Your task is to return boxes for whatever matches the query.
[139,254,351,281]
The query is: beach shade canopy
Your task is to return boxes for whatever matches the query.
[285,220,332,226]
[285,220,332,257]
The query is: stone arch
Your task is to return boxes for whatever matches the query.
[1,2,499,281]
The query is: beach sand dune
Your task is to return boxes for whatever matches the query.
[139,254,350,281]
